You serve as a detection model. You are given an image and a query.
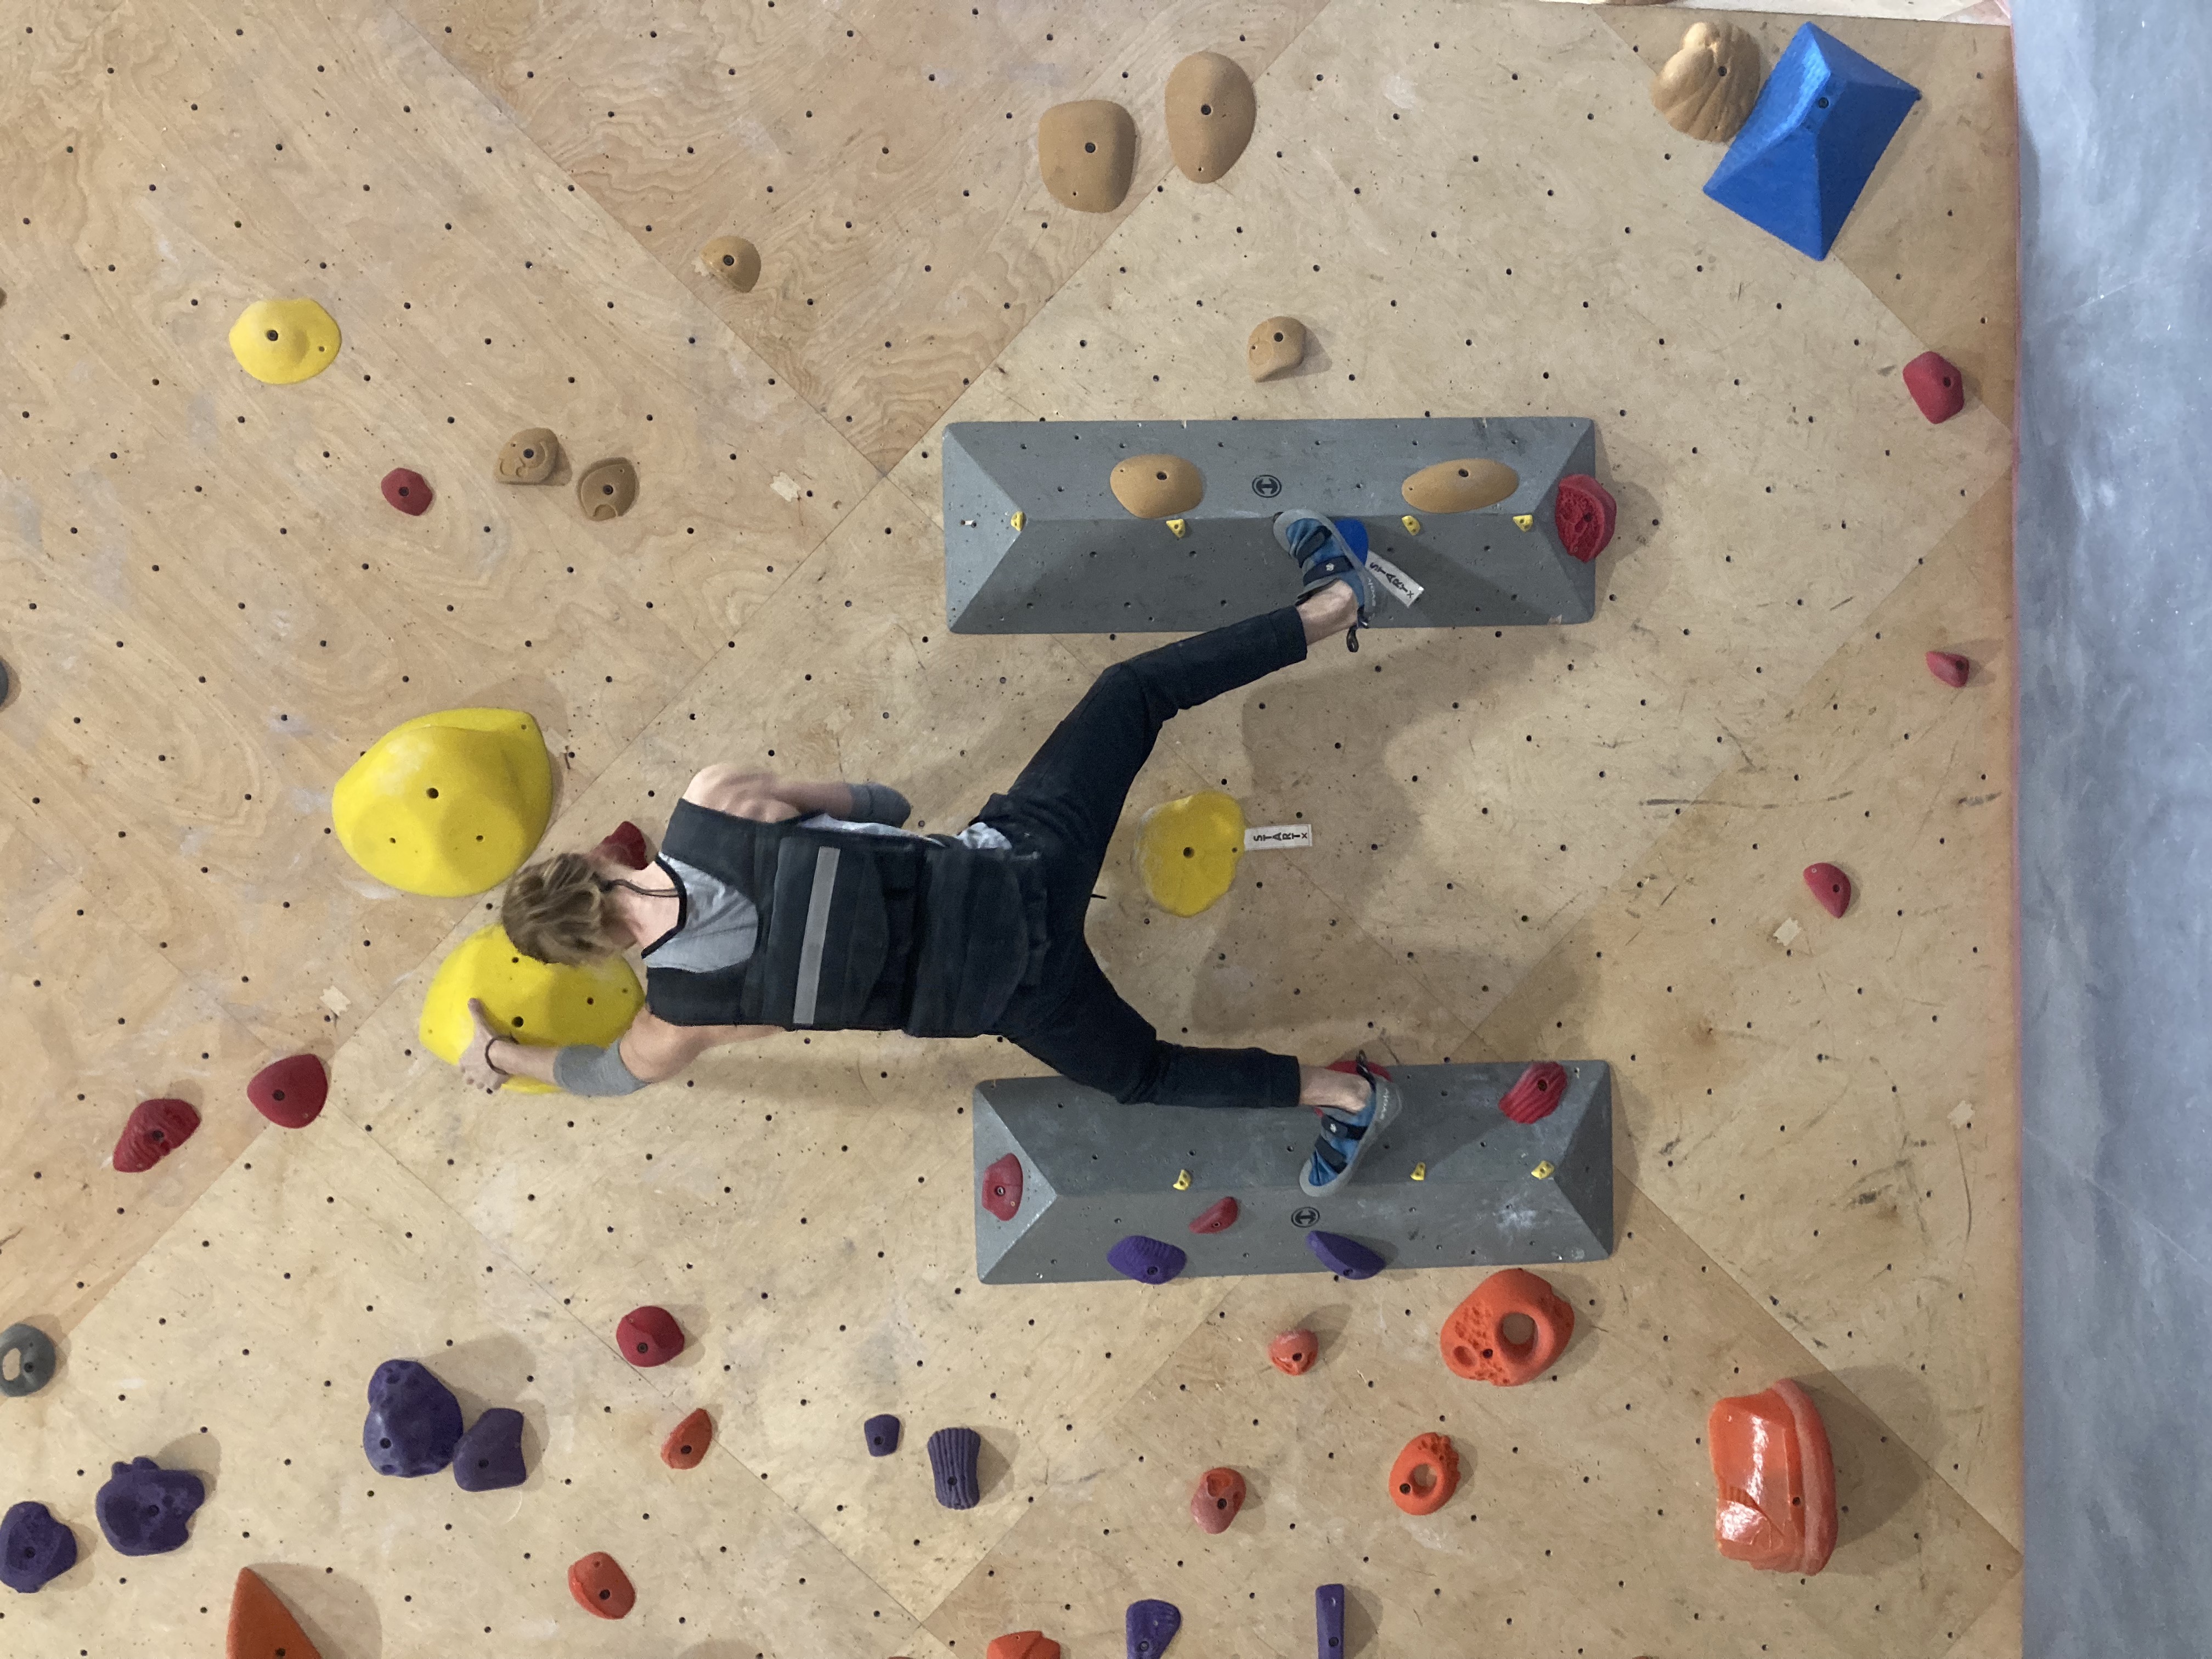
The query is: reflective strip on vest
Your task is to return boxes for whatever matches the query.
[789,847,842,1026]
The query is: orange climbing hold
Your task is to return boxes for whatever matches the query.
[1387,1432,1459,1516]
[567,1551,635,1619]
[1189,1466,1245,1534]
[1803,862,1853,918]
[986,1633,1062,1659]
[1440,1268,1576,1385]
[227,1566,323,1659]
[1268,1329,1318,1376]
[661,1407,713,1470]
[1707,1378,1837,1576]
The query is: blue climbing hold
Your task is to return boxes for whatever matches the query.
[1305,1229,1385,1280]
[1702,23,1921,260]
[929,1426,982,1509]
[452,1407,528,1492]
[94,1458,204,1556]
[1316,1583,1346,1659]
[864,1413,902,1457]
[1107,1234,1188,1285]
[1126,1598,1183,1659]
[0,1502,77,1593]
[362,1359,465,1478]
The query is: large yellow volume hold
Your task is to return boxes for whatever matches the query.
[228,298,342,383]
[333,708,554,896]
[419,924,644,1093]
[1137,790,1248,917]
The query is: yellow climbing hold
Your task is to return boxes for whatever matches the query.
[1165,517,1189,539]
[1010,511,1026,532]
[332,708,554,898]
[1173,1169,1193,1192]
[1410,1161,1427,1182]
[1531,1160,1556,1181]
[1513,514,1534,531]
[228,298,342,384]
[1136,789,1247,917]
[1401,515,1423,535]
[419,924,644,1094]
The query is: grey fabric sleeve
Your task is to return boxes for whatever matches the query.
[846,781,912,827]
[552,1041,650,1096]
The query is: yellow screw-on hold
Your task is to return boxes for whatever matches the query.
[228,298,342,384]
[1410,1161,1427,1182]
[419,924,645,1094]
[1173,1169,1192,1192]
[1136,789,1247,916]
[1531,1160,1556,1181]
[1513,513,1534,531]
[1166,517,1190,539]
[1401,515,1422,535]
[332,708,554,897]
[1010,511,1026,532]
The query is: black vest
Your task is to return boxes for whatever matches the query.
[645,801,1049,1039]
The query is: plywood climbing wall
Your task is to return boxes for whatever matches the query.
[0,1,2021,1655]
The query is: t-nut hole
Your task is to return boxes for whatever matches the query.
[1085,141,1097,153]
[425,787,439,798]
[1200,103,1212,115]
[266,329,280,341]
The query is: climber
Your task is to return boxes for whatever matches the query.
[458,512,1398,1197]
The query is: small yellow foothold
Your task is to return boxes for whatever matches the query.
[1513,513,1534,531]
[1173,1169,1192,1192]
[1531,1160,1556,1181]
[1401,515,1422,535]
[1166,517,1189,538]
[1410,1161,1427,1182]
[1010,511,1025,532]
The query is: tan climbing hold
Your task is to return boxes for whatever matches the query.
[578,458,638,521]
[697,235,761,293]
[228,298,342,385]
[227,1567,322,1659]
[1402,459,1519,515]
[1401,515,1422,535]
[1652,21,1763,144]
[1111,454,1205,519]
[1247,315,1306,381]
[496,427,561,484]
[1038,100,1137,212]
[1166,52,1257,183]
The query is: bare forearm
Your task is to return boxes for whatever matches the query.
[486,1039,561,1086]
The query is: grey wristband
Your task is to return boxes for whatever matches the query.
[847,781,912,827]
[552,1041,649,1096]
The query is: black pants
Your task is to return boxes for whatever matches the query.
[981,607,1310,1109]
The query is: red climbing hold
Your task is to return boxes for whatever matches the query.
[596,821,650,870]
[381,467,433,515]
[227,1566,323,1659]
[248,1054,328,1128]
[1926,650,1970,688]
[1190,1466,1245,1533]
[567,1551,635,1620]
[661,1407,713,1470]
[1554,474,1617,562]
[1388,1432,1460,1516]
[1803,863,1853,919]
[1440,1267,1576,1385]
[980,1152,1024,1221]
[1902,351,1966,424]
[1498,1060,1568,1125]
[112,1098,199,1173]
[1188,1195,1239,1235]
[1268,1329,1318,1376]
[616,1305,684,1367]
[986,1635,1062,1659]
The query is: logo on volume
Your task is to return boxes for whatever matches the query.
[1291,1206,1320,1229]
[1250,474,1282,498]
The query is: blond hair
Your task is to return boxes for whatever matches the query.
[501,852,627,965]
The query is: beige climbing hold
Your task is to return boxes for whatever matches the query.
[1037,100,1137,212]
[1513,514,1534,531]
[1401,459,1519,515]
[1111,454,1205,519]
[1246,315,1306,382]
[1165,517,1188,538]
[1531,1160,1556,1181]
[1401,515,1423,535]
[578,458,638,521]
[495,428,561,484]
[1652,21,1763,144]
[697,235,761,293]
[1165,52,1257,184]
[228,298,342,384]
[1173,1169,1192,1192]
[1010,511,1026,532]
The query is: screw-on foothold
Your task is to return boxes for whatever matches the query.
[1189,1466,1245,1533]
[1531,1160,1556,1180]
[661,1407,713,1470]
[980,1152,1023,1221]
[1803,862,1852,919]
[567,1551,635,1620]
[1269,1329,1318,1376]
[1401,515,1421,534]
[1410,1161,1427,1181]
[1165,517,1188,538]
[1187,1195,1239,1235]
[863,1413,902,1457]
[1512,513,1533,531]
[1172,1168,1192,1191]
[1926,650,1970,687]
[1316,1583,1346,1659]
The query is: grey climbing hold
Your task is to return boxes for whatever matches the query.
[94,1458,204,1556]
[1126,1598,1183,1659]
[1306,1230,1385,1280]
[0,1323,56,1398]
[1107,1234,1188,1285]
[1316,1583,1346,1659]
[864,1413,902,1457]
[928,1426,982,1510]
[362,1359,464,1478]
[452,1407,527,1492]
[0,1501,77,1593]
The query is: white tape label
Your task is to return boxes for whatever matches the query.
[1364,552,1423,607]
[1243,824,1313,850]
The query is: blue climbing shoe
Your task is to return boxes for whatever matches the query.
[1300,1056,1402,1198]
[1273,509,1377,649]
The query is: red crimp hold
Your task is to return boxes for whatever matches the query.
[660,1407,712,1470]
[986,1635,1062,1659]
[248,1054,328,1128]
[1188,1195,1239,1234]
[1268,1329,1318,1376]
[1554,474,1617,562]
[1925,651,1970,688]
[113,1098,200,1173]
[1902,351,1966,424]
[980,1153,1023,1221]
[1498,1060,1567,1125]
[380,467,433,515]
[1190,1466,1245,1533]
[1804,863,1852,919]
[567,1551,634,1620]
[616,1305,684,1367]
[597,821,650,870]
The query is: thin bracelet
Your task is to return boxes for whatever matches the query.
[481,1034,509,1077]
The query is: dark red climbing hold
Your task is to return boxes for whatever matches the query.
[1269,1329,1318,1376]
[1187,1195,1239,1234]
[1189,1466,1245,1533]
[1316,1583,1346,1659]
[1305,1230,1384,1280]
[1903,351,1966,424]
[567,1551,634,1620]
[1126,1598,1183,1659]
[596,821,650,870]
[0,1502,76,1593]
[1804,862,1853,918]
[661,1407,713,1470]
[864,1413,902,1457]
[1498,1060,1568,1125]
[617,1305,684,1366]
[980,1152,1023,1221]
[247,1053,328,1128]
[1554,473,1617,562]
[452,1407,527,1491]
[1926,650,1970,688]
[381,467,433,515]
[112,1097,199,1173]
[363,1358,465,1477]
[928,1426,983,1510]
[1108,1234,1188,1284]
[94,1458,204,1556]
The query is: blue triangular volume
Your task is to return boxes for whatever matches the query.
[1703,24,1922,260]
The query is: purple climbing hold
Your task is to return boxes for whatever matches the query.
[1108,1234,1188,1285]
[1126,1598,1183,1659]
[362,1358,465,1478]
[93,1458,204,1556]
[1316,1583,1346,1659]
[452,1407,527,1492]
[864,1413,902,1457]
[0,1501,77,1593]
[928,1426,982,1510]
[1305,1230,1385,1280]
